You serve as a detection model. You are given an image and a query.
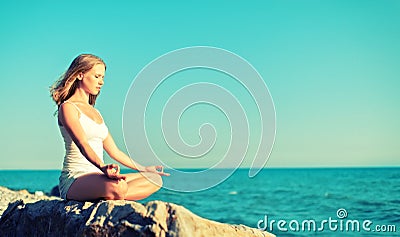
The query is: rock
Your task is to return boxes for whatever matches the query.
[0,186,60,217]
[50,185,60,197]
[0,187,274,237]
[34,191,44,196]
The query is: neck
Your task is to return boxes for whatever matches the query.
[69,88,90,104]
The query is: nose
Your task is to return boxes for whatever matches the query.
[99,78,104,85]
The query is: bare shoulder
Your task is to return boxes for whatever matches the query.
[59,102,80,126]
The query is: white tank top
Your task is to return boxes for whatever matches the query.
[59,101,108,173]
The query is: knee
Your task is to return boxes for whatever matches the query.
[105,179,128,200]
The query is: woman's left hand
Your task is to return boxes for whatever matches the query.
[144,165,170,176]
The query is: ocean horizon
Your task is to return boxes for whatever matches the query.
[1,167,399,236]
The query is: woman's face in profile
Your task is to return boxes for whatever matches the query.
[80,63,105,95]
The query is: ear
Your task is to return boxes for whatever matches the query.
[77,72,84,81]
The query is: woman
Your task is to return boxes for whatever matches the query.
[50,53,169,201]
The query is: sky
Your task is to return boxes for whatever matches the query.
[0,0,399,170]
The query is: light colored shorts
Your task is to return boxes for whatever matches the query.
[58,170,101,199]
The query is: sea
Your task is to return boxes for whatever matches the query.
[0,167,399,236]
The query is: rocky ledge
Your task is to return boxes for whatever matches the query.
[0,187,274,237]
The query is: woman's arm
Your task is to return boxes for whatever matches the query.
[103,133,145,171]
[59,103,124,179]
[103,133,169,176]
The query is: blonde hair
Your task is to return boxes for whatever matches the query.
[50,54,106,107]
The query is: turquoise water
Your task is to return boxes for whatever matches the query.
[0,168,399,236]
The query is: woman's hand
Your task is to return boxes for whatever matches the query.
[143,165,170,176]
[101,164,127,180]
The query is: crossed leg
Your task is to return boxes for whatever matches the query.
[124,172,163,200]
[66,172,162,201]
